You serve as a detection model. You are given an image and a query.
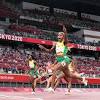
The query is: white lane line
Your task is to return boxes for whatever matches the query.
[0,94,43,100]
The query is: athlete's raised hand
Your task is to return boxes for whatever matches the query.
[62,24,67,33]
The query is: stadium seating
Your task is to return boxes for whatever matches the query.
[0,45,99,77]
[0,2,99,78]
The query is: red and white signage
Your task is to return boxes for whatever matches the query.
[0,34,100,51]
[0,33,22,42]
[0,74,30,83]
[77,44,97,51]
[0,74,100,84]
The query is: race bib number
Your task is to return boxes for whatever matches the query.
[61,61,66,67]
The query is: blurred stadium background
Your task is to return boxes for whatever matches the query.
[0,0,99,90]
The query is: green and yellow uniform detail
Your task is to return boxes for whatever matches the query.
[29,60,36,69]
[56,41,71,64]
[29,60,38,77]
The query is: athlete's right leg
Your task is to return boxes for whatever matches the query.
[53,73,72,94]
[54,78,60,90]
[62,67,87,86]
[46,76,52,88]
[72,71,87,86]
[32,75,44,94]
[32,79,35,92]
[31,77,38,94]
[46,63,69,92]
[28,69,36,94]
[51,63,65,89]
[65,78,72,95]
[54,72,64,90]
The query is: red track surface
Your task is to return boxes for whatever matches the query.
[0,88,100,100]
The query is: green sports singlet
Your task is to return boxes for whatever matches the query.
[56,41,71,64]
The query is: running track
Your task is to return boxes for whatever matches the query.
[0,87,100,100]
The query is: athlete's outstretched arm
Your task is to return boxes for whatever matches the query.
[38,42,56,52]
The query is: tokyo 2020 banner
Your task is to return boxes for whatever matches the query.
[0,33,100,51]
